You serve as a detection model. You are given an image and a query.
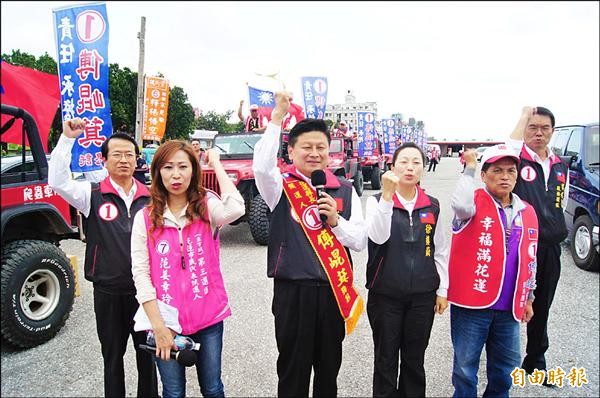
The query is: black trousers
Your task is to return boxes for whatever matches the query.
[93,289,158,398]
[367,291,436,398]
[272,280,345,397]
[521,242,562,373]
[427,160,438,172]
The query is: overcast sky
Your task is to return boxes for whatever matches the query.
[2,1,598,140]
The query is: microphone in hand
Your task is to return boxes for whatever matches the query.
[139,344,196,367]
[310,169,328,228]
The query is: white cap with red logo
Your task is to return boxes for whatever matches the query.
[480,144,520,165]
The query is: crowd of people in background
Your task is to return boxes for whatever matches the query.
[47,96,569,397]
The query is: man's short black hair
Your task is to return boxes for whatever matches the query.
[535,106,555,127]
[101,132,138,158]
[288,118,330,147]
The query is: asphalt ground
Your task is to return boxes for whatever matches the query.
[1,157,598,397]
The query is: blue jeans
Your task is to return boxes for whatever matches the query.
[156,321,225,398]
[451,306,520,398]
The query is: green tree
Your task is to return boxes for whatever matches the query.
[163,86,195,141]
[324,119,334,131]
[108,63,137,134]
[195,110,242,133]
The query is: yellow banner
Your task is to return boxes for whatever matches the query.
[142,76,170,142]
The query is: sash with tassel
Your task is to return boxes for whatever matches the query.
[281,173,364,334]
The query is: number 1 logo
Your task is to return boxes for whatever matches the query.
[76,10,106,43]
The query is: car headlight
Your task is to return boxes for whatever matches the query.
[227,172,238,183]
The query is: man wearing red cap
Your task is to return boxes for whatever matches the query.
[238,100,267,132]
[447,145,539,397]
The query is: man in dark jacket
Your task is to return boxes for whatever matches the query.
[508,106,569,387]
[49,119,158,398]
[253,92,367,397]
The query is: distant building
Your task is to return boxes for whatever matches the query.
[325,90,377,131]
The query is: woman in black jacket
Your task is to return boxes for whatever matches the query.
[365,142,449,397]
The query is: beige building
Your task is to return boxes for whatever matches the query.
[325,90,377,131]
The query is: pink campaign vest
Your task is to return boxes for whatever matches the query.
[448,189,538,321]
[143,207,231,335]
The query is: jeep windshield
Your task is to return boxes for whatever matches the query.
[329,139,343,154]
[213,133,263,158]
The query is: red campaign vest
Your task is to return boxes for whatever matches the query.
[448,189,539,321]
[244,115,265,132]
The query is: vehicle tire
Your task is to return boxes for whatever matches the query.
[1,240,75,348]
[370,166,382,190]
[353,170,364,197]
[248,195,271,246]
[570,215,599,272]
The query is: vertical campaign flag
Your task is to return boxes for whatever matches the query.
[0,61,60,152]
[248,86,275,121]
[381,118,397,155]
[357,111,376,157]
[141,76,170,142]
[415,127,428,152]
[53,2,112,172]
[301,77,328,119]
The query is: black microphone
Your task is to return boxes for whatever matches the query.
[310,170,328,228]
[139,344,196,367]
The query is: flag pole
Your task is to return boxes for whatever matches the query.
[134,16,146,148]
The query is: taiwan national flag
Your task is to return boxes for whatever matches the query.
[419,211,436,224]
[555,171,566,183]
[528,228,538,240]
[248,86,275,121]
[1,60,60,152]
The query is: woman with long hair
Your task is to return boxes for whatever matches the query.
[365,142,449,397]
[131,140,244,397]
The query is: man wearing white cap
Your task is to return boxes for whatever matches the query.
[237,100,267,132]
[447,145,539,397]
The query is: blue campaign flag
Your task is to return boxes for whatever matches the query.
[357,111,376,157]
[381,118,397,155]
[53,2,112,172]
[300,77,328,119]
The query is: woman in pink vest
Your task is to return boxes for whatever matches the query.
[131,141,245,397]
[448,145,538,397]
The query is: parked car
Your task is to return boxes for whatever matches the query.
[475,146,490,162]
[550,122,599,271]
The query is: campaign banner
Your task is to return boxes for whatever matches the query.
[248,86,275,121]
[381,118,397,155]
[142,76,170,142]
[0,61,60,152]
[399,125,427,152]
[301,76,328,119]
[414,128,428,152]
[357,111,376,157]
[53,2,112,172]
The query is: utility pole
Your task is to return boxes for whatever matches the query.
[134,16,146,148]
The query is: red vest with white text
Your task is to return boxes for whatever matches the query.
[448,189,538,321]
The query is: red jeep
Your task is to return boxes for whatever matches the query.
[359,137,386,190]
[1,104,78,348]
[327,132,364,196]
[201,132,289,245]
